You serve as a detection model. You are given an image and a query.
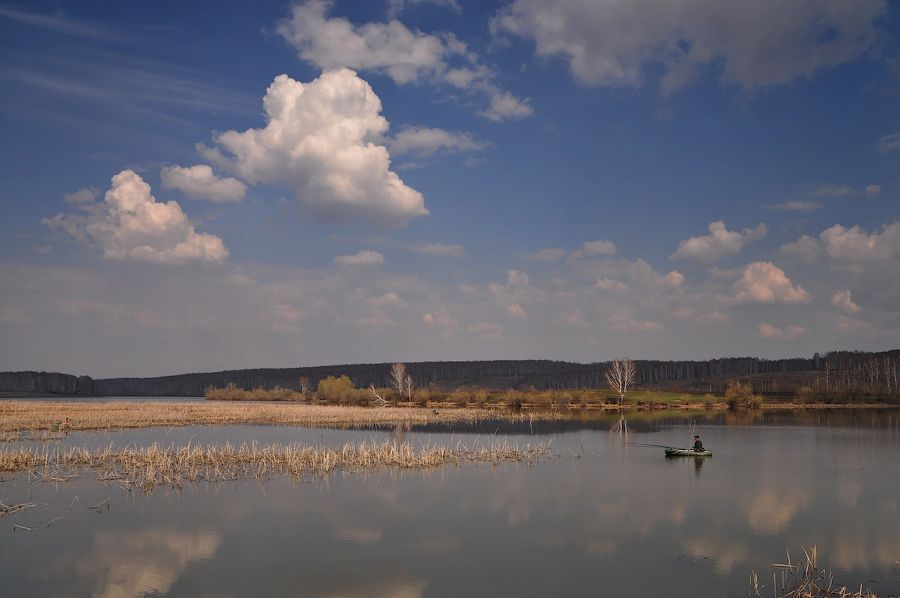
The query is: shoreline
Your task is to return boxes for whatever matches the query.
[1,400,898,434]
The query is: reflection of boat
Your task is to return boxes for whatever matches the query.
[665,447,712,457]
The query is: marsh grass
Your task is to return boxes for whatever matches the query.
[0,440,550,493]
[0,401,541,434]
[751,547,887,598]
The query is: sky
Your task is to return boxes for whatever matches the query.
[1,0,899,379]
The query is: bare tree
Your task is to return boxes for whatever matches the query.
[298,377,311,394]
[368,384,390,407]
[391,363,407,395]
[605,358,636,405]
[403,374,414,401]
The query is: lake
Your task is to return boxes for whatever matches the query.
[2,409,899,597]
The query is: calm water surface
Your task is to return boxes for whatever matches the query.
[2,410,900,598]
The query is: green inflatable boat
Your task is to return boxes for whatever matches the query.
[665,447,712,457]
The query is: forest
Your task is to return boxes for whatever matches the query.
[2,349,899,400]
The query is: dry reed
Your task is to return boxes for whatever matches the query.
[0,401,554,434]
[0,440,549,493]
[751,547,886,598]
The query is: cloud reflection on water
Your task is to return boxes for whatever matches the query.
[77,528,221,598]
[4,418,900,597]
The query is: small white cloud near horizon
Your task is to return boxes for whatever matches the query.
[526,248,567,262]
[758,322,807,339]
[670,221,767,264]
[732,262,811,304]
[582,238,617,256]
[422,307,459,339]
[413,243,465,257]
[766,200,821,212]
[42,170,228,264]
[467,321,503,341]
[333,250,385,267]
[161,164,247,203]
[200,70,428,228]
[606,314,664,332]
[831,290,861,315]
[877,132,900,153]
[808,183,857,198]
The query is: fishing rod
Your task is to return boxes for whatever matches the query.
[625,442,683,449]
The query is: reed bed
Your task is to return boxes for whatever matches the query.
[751,547,887,598]
[0,440,550,493]
[0,401,552,434]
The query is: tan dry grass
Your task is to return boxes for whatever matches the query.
[0,440,549,492]
[0,401,537,434]
[752,547,888,598]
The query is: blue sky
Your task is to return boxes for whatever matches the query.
[1,0,899,378]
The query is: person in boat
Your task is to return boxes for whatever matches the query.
[692,435,704,452]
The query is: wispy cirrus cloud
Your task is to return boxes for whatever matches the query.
[411,243,465,257]
[333,250,385,267]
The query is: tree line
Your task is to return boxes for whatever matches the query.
[1,350,897,397]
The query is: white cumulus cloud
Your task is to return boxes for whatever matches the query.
[758,323,806,339]
[670,221,767,263]
[831,290,860,315]
[808,183,857,198]
[732,262,811,304]
[43,170,228,264]
[200,69,428,228]
[413,243,465,257]
[766,200,821,212]
[493,0,885,94]
[389,127,488,158]
[877,132,900,153]
[526,248,567,262]
[582,238,617,256]
[387,0,460,18]
[467,321,503,341]
[422,307,459,339]
[64,187,98,204]
[160,164,247,202]
[782,222,900,270]
[819,223,900,262]
[278,0,532,120]
[333,250,385,267]
[279,0,452,84]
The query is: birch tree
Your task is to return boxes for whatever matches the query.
[403,374,414,401]
[391,363,407,395]
[605,358,636,404]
